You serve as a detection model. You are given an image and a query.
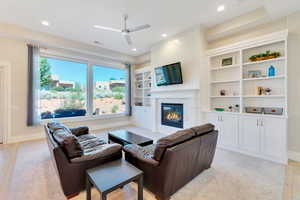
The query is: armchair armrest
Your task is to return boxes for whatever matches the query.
[123,144,159,166]
[70,126,89,137]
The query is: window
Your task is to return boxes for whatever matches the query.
[39,56,130,120]
[93,65,126,115]
[39,57,87,119]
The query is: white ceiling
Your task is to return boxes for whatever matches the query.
[0,0,299,56]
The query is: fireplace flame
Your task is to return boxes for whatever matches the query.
[166,112,181,121]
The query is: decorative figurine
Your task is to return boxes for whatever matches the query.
[220,90,226,96]
[268,65,275,77]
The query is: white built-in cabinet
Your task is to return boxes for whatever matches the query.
[132,67,153,129]
[207,112,287,164]
[207,113,238,149]
[205,30,288,164]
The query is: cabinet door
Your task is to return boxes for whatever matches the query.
[206,113,220,130]
[220,115,238,148]
[206,113,221,145]
[261,117,286,160]
[239,116,261,154]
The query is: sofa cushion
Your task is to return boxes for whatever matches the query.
[190,123,215,136]
[70,126,89,136]
[79,138,106,151]
[77,134,99,143]
[70,143,122,163]
[123,144,159,166]
[51,124,83,159]
[153,128,194,161]
[124,144,156,159]
[47,121,70,133]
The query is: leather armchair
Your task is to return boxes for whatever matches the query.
[45,122,122,198]
[123,124,218,200]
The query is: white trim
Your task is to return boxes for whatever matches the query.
[0,31,135,64]
[8,133,46,144]
[207,30,288,56]
[288,151,300,162]
[40,51,126,70]
[39,53,129,121]
[41,113,127,124]
[0,62,12,144]
[8,117,132,144]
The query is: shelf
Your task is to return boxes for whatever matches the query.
[243,95,285,98]
[243,75,284,81]
[211,80,240,84]
[211,64,240,71]
[243,57,285,66]
[210,96,240,98]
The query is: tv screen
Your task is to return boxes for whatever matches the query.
[155,62,183,86]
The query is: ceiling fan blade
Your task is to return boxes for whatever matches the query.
[123,33,132,45]
[93,25,122,32]
[128,24,151,33]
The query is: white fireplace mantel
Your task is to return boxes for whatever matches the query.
[149,88,201,134]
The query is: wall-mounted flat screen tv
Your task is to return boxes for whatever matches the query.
[155,62,183,86]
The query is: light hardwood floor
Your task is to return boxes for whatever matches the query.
[0,126,299,200]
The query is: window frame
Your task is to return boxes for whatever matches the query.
[40,53,128,122]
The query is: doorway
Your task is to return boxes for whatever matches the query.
[0,67,4,143]
[0,63,11,144]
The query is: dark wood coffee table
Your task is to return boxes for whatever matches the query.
[86,160,143,200]
[108,130,153,146]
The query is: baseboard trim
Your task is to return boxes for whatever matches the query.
[288,151,300,162]
[8,134,45,144]
[7,120,133,144]
[88,120,132,132]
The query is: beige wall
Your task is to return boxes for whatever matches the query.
[134,62,151,70]
[207,11,300,153]
[0,22,134,63]
[207,18,287,49]
[0,26,133,142]
[150,27,209,123]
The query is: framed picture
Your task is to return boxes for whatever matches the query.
[248,70,262,78]
[221,57,235,66]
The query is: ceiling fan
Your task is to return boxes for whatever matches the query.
[94,14,151,46]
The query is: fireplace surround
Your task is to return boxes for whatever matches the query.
[161,103,183,128]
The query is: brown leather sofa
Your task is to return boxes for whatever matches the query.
[123,123,218,200]
[45,122,122,198]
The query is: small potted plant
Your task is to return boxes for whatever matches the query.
[249,51,281,62]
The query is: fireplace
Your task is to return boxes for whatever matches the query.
[161,103,183,128]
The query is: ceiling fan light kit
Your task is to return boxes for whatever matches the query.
[94,14,151,46]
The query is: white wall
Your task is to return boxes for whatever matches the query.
[207,11,300,154]
[0,23,133,143]
[150,27,209,124]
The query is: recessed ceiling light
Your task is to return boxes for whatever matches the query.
[132,48,137,52]
[161,33,168,38]
[41,20,50,26]
[217,5,225,12]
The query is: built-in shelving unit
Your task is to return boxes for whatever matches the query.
[205,30,288,164]
[134,67,152,107]
[208,32,288,116]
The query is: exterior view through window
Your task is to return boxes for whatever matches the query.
[39,56,127,119]
[39,57,87,119]
[93,65,126,115]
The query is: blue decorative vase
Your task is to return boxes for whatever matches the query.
[268,65,275,77]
